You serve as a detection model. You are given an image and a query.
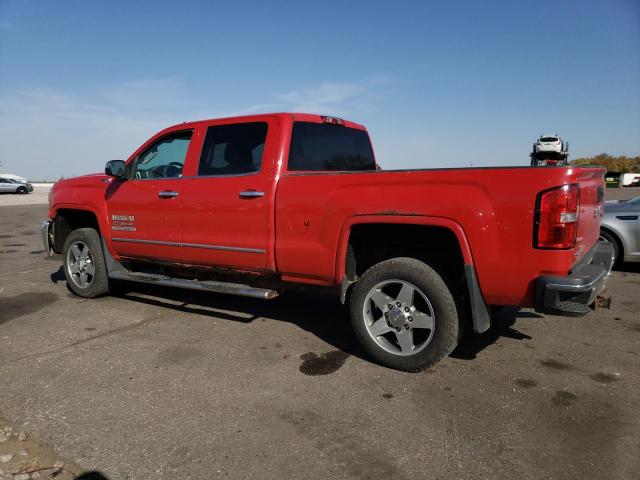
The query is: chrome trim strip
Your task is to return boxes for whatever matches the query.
[111,237,265,254]
[181,242,264,253]
[112,238,178,247]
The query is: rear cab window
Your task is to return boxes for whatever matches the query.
[287,122,376,172]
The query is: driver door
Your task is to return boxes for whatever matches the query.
[105,129,194,261]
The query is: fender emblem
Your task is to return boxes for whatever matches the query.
[112,214,135,221]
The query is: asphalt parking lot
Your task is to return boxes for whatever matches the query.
[1,189,639,479]
[0,185,52,207]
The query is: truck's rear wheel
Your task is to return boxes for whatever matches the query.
[63,228,110,298]
[350,257,459,372]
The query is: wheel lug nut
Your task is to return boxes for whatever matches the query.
[404,325,410,330]
[388,304,393,309]
[396,302,401,307]
[384,312,389,318]
[404,307,410,312]
[408,316,413,322]
[395,327,401,332]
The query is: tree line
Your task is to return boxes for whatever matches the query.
[571,154,640,173]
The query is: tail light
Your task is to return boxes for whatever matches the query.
[534,184,580,249]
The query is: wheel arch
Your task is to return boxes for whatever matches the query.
[335,215,491,334]
[335,215,474,281]
[52,206,104,254]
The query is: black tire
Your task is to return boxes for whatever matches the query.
[63,228,110,298]
[599,230,621,266]
[16,187,27,194]
[349,257,459,372]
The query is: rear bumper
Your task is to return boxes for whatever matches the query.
[41,220,55,256]
[534,241,614,316]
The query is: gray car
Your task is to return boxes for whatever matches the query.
[600,196,640,264]
[0,177,33,194]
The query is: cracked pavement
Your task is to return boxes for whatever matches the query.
[1,200,639,479]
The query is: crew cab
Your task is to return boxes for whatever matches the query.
[43,113,613,371]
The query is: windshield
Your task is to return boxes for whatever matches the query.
[540,137,559,142]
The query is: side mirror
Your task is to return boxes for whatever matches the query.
[105,160,126,178]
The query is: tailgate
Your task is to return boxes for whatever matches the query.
[574,168,605,262]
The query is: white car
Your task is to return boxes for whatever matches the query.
[534,134,565,154]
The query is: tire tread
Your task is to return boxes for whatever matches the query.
[349,257,459,372]
[63,228,110,298]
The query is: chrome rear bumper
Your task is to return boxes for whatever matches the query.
[534,240,614,316]
[41,220,54,256]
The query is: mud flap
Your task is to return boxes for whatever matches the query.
[464,265,491,333]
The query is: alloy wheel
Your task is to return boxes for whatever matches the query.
[362,279,436,356]
[66,241,96,288]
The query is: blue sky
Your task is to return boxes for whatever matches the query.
[1,0,639,180]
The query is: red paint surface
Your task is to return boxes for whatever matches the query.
[48,113,605,307]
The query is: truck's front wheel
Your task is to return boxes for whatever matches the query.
[63,228,110,298]
[350,257,459,372]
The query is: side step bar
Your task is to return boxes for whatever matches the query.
[108,271,279,300]
[101,237,279,300]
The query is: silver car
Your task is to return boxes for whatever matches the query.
[0,177,33,194]
[600,196,640,264]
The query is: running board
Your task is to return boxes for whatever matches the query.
[108,271,279,300]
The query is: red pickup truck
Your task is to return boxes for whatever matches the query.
[43,113,613,371]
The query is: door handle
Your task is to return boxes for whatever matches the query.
[158,190,179,199]
[239,190,264,199]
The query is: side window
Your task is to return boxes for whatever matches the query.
[130,131,192,180]
[198,122,268,176]
[288,122,376,171]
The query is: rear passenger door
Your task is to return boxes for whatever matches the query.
[179,118,279,271]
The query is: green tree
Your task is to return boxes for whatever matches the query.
[571,153,640,173]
